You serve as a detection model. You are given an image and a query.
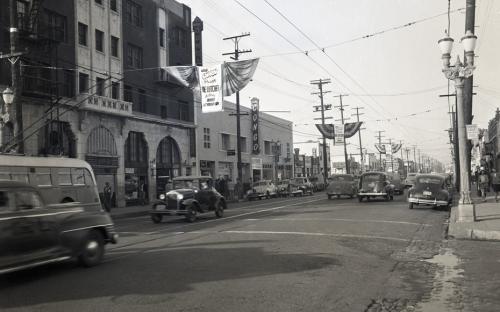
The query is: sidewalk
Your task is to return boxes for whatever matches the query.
[448,195,500,241]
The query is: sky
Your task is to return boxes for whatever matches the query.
[179,0,500,166]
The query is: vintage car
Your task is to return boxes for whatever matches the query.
[289,177,314,196]
[357,172,395,202]
[151,176,226,223]
[309,175,326,192]
[388,172,405,195]
[407,174,452,209]
[275,179,291,197]
[246,180,277,200]
[326,174,357,199]
[405,173,418,188]
[0,180,118,274]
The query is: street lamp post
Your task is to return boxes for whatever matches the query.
[438,30,477,222]
[1,87,14,150]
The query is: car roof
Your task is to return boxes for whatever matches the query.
[416,174,444,180]
[173,176,212,181]
[330,174,353,177]
[0,179,36,189]
[362,171,385,176]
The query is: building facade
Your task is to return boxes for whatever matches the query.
[487,108,500,170]
[195,99,293,185]
[0,0,196,207]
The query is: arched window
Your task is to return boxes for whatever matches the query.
[87,126,117,156]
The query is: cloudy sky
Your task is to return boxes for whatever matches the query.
[180,0,500,165]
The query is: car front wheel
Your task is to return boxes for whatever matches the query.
[78,229,105,267]
[215,202,224,218]
[186,206,197,223]
[408,202,414,209]
[151,214,163,224]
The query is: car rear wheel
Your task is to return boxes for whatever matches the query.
[215,202,224,218]
[78,229,105,267]
[151,214,163,224]
[408,202,414,209]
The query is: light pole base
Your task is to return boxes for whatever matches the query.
[457,203,476,222]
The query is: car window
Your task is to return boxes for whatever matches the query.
[363,174,384,182]
[72,168,85,185]
[417,177,443,184]
[15,190,43,210]
[0,191,12,212]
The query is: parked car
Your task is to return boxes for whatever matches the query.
[357,172,395,202]
[275,180,291,197]
[326,174,357,199]
[246,180,277,200]
[151,176,226,223]
[0,180,118,274]
[309,175,326,192]
[388,172,405,195]
[405,172,418,188]
[407,174,452,209]
[290,177,314,196]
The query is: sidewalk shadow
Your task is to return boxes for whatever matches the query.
[476,214,500,222]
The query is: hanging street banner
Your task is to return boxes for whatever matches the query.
[199,65,222,113]
[334,125,344,144]
[251,98,260,155]
[315,124,335,139]
[391,143,402,154]
[375,143,386,154]
[344,122,363,138]
[162,58,260,113]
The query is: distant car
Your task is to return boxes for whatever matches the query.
[309,175,326,192]
[246,180,277,200]
[388,173,405,195]
[407,174,452,209]
[151,176,226,223]
[275,180,291,197]
[357,172,395,202]
[405,173,418,188]
[0,180,118,274]
[290,177,313,196]
[326,174,357,199]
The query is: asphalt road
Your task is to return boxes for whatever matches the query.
[0,192,455,311]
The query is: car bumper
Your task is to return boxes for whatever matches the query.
[358,192,388,196]
[408,198,448,206]
[150,202,186,215]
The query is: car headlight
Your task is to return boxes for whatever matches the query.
[159,194,166,200]
[177,194,184,200]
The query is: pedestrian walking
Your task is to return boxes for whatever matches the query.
[138,180,146,205]
[490,169,500,202]
[478,169,489,202]
[103,182,112,212]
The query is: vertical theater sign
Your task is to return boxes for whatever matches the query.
[251,97,260,154]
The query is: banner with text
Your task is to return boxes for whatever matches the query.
[199,65,223,113]
[251,98,260,154]
[334,125,344,144]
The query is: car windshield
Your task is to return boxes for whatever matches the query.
[417,177,443,185]
[330,175,353,182]
[173,180,197,189]
[363,174,384,182]
[291,178,304,184]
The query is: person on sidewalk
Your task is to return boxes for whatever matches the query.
[103,182,112,212]
[490,169,500,202]
[478,169,489,202]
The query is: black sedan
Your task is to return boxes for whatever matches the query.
[407,174,452,209]
[0,180,117,274]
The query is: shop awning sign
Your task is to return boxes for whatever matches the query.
[251,158,262,170]
[334,125,344,144]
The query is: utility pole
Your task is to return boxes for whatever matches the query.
[464,0,476,181]
[334,94,349,174]
[1,0,25,153]
[412,145,417,173]
[418,150,422,173]
[404,148,411,176]
[311,79,331,182]
[352,107,364,173]
[223,33,251,197]
[376,131,385,171]
[388,138,394,173]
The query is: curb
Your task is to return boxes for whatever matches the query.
[110,210,149,220]
[447,203,500,241]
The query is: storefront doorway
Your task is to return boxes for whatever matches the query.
[125,131,149,205]
[156,136,181,195]
[85,126,118,207]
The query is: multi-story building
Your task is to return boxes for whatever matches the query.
[487,108,500,170]
[0,0,196,207]
[195,99,293,185]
